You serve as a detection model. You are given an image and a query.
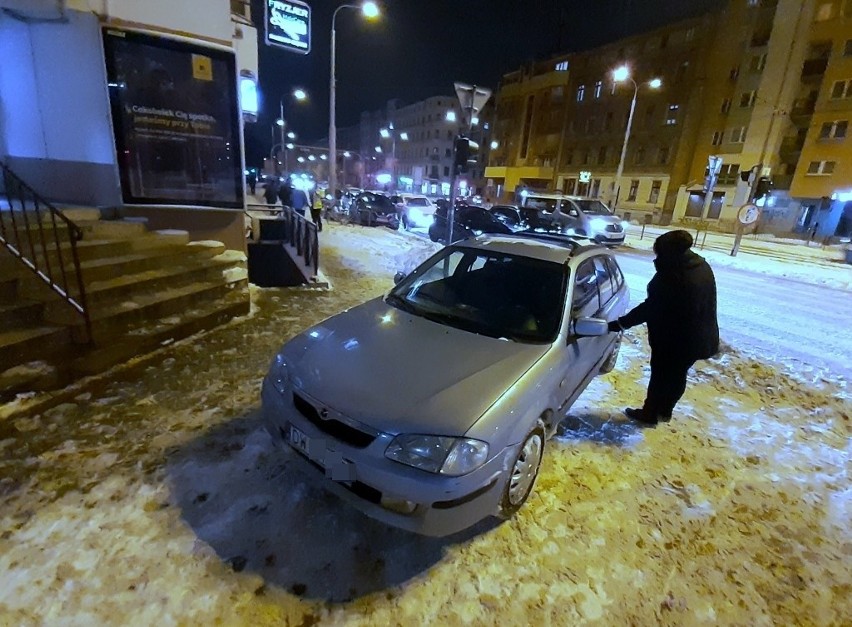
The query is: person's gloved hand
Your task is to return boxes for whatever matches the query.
[608,320,623,333]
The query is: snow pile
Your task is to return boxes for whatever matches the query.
[0,222,849,625]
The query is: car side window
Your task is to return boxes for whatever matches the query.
[593,256,615,306]
[604,256,624,291]
[572,259,599,317]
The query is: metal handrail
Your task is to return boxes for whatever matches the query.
[0,161,92,343]
[245,203,319,279]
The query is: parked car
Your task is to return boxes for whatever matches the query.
[351,192,400,229]
[521,193,626,245]
[261,233,629,536]
[396,194,438,230]
[488,204,527,231]
[428,204,513,242]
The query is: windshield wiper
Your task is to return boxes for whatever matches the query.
[385,293,418,314]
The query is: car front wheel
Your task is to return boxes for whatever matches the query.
[599,334,621,374]
[499,422,545,518]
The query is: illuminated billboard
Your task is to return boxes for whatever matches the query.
[103,29,243,208]
[265,0,311,55]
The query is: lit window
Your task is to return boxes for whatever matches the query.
[554,60,569,71]
[665,104,679,125]
[806,160,836,174]
[819,120,848,139]
[718,164,740,185]
[594,81,603,99]
[577,85,586,102]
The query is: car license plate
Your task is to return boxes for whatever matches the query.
[288,424,311,456]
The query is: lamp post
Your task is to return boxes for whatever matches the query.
[611,66,661,210]
[379,122,409,192]
[271,88,307,174]
[329,1,380,200]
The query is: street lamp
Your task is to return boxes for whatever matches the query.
[379,121,408,192]
[611,65,661,209]
[329,1,381,199]
[271,88,308,174]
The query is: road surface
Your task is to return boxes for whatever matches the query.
[615,248,852,380]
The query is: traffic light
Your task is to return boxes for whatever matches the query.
[453,135,480,174]
[754,176,772,199]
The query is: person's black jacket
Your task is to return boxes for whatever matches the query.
[616,233,719,361]
[278,182,293,207]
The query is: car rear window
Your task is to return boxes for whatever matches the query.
[406,197,430,207]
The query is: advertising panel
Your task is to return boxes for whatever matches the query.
[265,0,311,54]
[103,29,243,208]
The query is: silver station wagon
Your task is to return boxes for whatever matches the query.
[262,233,629,536]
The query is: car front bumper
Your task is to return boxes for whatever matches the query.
[261,377,508,537]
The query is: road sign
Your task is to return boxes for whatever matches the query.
[579,170,592,183]
[265,0,311,55]
[454,82,492,128]
[737,203,761,226]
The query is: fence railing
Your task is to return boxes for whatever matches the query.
[246,203,319,279]
[0,162,92,343]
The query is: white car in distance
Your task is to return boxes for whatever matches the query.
[397,194,437,230]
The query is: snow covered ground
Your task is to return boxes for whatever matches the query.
[0,223,849,625]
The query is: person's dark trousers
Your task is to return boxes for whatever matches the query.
[310,209,323,231]
[643,351,696,418]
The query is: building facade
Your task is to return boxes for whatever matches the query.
[0,0,259,249]
[486,0,852,239]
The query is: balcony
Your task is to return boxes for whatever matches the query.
[789,99,816,124]
[779,136,805,160]
[800,58,828,81]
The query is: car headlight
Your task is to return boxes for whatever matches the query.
[270,354,289,394]
[385,434,489,476]
[590,218,608,232]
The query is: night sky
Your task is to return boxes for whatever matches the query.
[245,0,721,166]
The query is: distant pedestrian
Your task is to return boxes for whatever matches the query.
[247,170,257,195]
[290,186,309,217]
[278,177,293,208]
[263,180,279,206]
[608,230,719,425]
[311,189,324,232]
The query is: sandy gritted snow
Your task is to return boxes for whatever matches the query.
[0,222,850,625]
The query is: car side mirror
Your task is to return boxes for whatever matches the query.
[393,271,407,285]
[574,317,608,336]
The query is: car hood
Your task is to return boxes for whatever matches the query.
[283,297,548,436]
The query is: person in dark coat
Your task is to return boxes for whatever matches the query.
[609,229,719,424]
[278,177,293,208]
[263,179,279,206]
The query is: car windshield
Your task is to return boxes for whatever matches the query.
[405,197,431,207]
[573,199,613,215]
[387,247,566,343]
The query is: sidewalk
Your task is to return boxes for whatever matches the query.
[623,224,852,292]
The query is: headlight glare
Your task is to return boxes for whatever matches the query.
[385,435,489,476]
[590,218,608,232]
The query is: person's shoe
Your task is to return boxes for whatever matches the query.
[625,407,659,425]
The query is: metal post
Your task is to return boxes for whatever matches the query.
[613,79,637,211]
[731,164,761,257]
[328,14,338,199]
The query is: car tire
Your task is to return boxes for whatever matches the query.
[498,422,545,519]
[599,334,621,374]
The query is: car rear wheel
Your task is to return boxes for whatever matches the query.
[499,422,545,518]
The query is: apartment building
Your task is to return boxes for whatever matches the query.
[352,95,493,196]
[486,0,852,239]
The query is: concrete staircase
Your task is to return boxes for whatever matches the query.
[0,209,250,401]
